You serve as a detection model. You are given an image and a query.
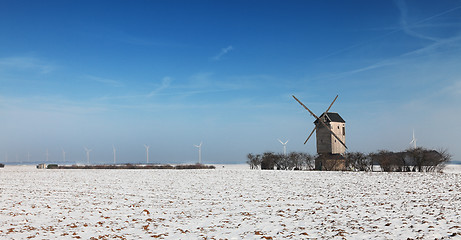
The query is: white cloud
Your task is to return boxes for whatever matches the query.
[0,56,55,74]
[84,75,124,87]
[212,45,233,61]
[148,76,172,97]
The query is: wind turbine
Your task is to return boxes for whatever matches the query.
[144,145,150,164]
[84,147,92,165]
[194,141,202,164]
[62,148,66,162]
[113,145,116,164]
[278,139,289,156]
[46,149,49,162]
[410,129,417,149]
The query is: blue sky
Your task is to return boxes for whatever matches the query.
[1,0,461,164]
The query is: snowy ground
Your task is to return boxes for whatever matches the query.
[0,165,460,239]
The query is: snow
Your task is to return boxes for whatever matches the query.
[1,165,460,239]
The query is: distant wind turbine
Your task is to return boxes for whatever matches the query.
[144,145,150,164]
[194,141,202,164]
[113,145,116,164]
[278,139,289,156]
[62,148,66,162]
[84,147,92,165]
[410,129,417,149]
[46,149,49,162]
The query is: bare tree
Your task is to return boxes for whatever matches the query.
[406,147,451,172]
[369,148,451,172]
[246,153,262,169]
[369,150,402,172]
[261,152,278,170]
[345,152,372,171]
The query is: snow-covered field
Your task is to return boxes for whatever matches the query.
[1,165,460,239]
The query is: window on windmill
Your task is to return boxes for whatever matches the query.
[342,127,345,135]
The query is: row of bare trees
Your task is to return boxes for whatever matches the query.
[367,147,451,172]
[247,147,451,172]
[247,152,315,170]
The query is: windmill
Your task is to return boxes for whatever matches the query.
[410,129,417,149]
[293,95,347,170]
[194,142,202,164]
[278,139,289,156]
[84,147,92,165]
[144,145,150,164]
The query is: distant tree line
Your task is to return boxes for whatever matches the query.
[247,152,314,170]
[45,163,216,170]
[367,147,451,172]
[247,147,451,172]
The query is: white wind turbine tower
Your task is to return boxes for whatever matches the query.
[194,141,202,164]
[84,147,92,165]
[113,145,116,164]
[46,149,49,162]
[144,145,150,164]
[410,129,417,149]
[278,139,289,156]
[62,148,66,162]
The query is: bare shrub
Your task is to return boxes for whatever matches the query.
[345,152,372,171]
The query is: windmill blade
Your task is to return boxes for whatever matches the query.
[293,95,346,148]
[325,95,338,112]
[317,120,348,149]
[292,95,321,119]
[304,127,316,144]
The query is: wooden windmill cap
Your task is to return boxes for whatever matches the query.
[314,112,345,123]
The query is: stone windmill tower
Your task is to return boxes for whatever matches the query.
[293,95,347,170]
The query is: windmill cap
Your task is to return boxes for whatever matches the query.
[314,112,345,123]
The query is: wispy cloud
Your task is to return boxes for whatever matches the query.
[148,77,172,97]
[0,56,55,74]
[84,75,124,87]
[396,0,461,42]
[442,80,461,96]
[212,45,233,61]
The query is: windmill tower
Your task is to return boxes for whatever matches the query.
[293,95,347,170]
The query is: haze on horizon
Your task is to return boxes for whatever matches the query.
[1,0,461,164]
